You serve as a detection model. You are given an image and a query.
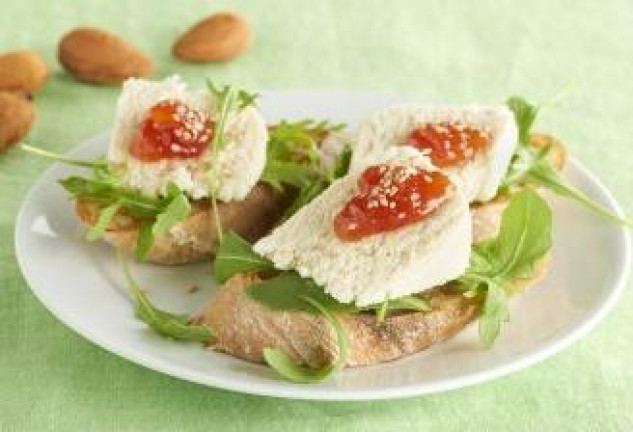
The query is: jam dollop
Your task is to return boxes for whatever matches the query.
[406,121,490,168]
[334,163,451,241]
[130,100,213,162]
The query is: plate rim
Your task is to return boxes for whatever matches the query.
[14,102,632,401]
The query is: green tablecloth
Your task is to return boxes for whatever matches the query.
[1,0,632,430]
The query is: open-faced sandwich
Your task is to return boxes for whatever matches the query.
[188,97,627,383]
[195,101,564,382]
[23,76,352,264]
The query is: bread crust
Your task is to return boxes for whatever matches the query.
[76,183,292,265]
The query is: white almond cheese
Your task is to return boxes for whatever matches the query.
[253,147,472,307]
[108,75,267,202]
[351,105,518,203]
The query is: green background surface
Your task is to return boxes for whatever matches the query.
[1,0,632,430]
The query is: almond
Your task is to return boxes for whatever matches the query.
[173,13,250,62]
[0,51,48,93]
[0,92,34,153]
[58,27,154,84]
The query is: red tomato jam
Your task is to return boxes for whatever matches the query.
[334,164,451,241]
[406,122,490,168]
[129,100,213,162]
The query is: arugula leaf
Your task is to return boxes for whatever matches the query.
[60,176,195,260]
[206,80,245,243]
[135,220,154,261]
[261,159,320,189]
[262,120,351,219]
[60,176,162,218]
[459,189,553,346]
[261,119,348,192]
[459,241,496,296]
[21,144,109,169]
[246,266,430,318]
[504,96,632,227]
[245,266,433,318]
[151,184,191,236]
[506,97,539,146]
[528,156,633,227]
[263,296,349,383]
[214,231,275,284]
[478,280,509,347]
[237,89,259,109]
[382,295,432,313]
[207,81,238,153]
[119,251,215,342]
[92,163,119,184]
[496,188,552,278]
[85,200,122,241]
[207,80,259,110]
[246,272,359,314]
[374,301,389,322]
[366,295,432,322]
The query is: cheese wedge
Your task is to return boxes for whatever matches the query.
[108,75,267,202]
[351,105,517,202]
[253,147,472,307]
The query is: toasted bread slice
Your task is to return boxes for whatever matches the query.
[76,184,292,265]
[202,200,549,368]
[201,134,565,368]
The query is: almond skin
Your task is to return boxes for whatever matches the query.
[173,13,250,62]
[0,51,48,93]
[58,27,154,84]
[0,92,34,153]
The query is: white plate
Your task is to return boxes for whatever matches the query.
[15,91,631,401]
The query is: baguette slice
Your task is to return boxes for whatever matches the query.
[201,134,565,368]
[76,183,293,265]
